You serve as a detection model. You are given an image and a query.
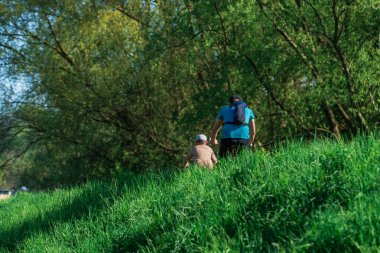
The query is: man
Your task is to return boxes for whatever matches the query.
[211,95,256,158]
[183,134,218,169]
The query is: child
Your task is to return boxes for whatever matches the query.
[183,134,218,169]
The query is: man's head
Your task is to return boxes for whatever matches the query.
[195,134,208,144]
[229,95,242,104]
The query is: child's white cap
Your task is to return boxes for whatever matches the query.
[20,186,28,191]
[195,134,207,142]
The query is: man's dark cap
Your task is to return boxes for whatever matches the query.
[229,95,242,103]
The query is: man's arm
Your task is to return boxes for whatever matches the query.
[211,119,223,145]
[248,119,256,147]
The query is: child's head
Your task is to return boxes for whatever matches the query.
[195,134,208,145]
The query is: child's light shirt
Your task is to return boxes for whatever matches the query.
[186,144,217,169]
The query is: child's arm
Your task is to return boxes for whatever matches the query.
[183,149,194,168]
[211,151,218,165]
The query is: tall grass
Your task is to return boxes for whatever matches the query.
[0,134,379,252]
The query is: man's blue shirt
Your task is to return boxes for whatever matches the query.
[217,106,255,139]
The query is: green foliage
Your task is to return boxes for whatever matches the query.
[0,0,379,186]
[0,135,379,252]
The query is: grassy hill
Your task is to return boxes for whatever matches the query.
[1,135,379,252]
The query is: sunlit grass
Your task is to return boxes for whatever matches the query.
[0,134,379,252]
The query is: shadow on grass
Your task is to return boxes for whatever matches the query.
[0,170,178,252]
[0,183,118,251]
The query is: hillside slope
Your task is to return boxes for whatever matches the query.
[1,135,379,252]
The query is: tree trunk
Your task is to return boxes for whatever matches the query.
[323,102,341,139]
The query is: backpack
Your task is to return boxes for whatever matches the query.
[224,101,247,126]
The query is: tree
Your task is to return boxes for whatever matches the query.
[0,0,378,187]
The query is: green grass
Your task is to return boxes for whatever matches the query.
[1,134,380,252]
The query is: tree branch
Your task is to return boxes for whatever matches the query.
[257,1,320,80]
[44,14,75,67]
[106,2,145,25]
[0,137,42,171]
[244,54,312,134]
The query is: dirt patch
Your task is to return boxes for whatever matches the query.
[0,194,11,201]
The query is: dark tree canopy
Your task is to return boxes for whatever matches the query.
[0,0,379,187]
